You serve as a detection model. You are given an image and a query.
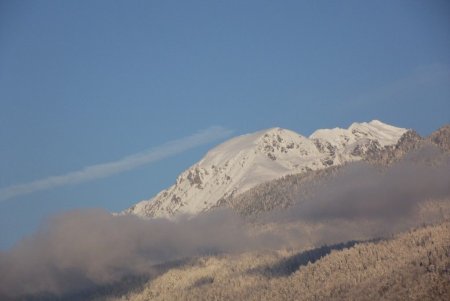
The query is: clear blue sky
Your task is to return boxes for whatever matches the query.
[1,0,449,248]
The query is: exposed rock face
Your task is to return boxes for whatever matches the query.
[364,130,424,165]
[428,125,450,152]
[123,121,407,218]
[364,124,450,166]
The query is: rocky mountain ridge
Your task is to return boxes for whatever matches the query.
[225,124,450,217]
[124,120,408,218]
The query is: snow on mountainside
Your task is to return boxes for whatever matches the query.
[124,120,407,218]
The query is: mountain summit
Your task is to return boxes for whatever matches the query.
[124,120,407,218]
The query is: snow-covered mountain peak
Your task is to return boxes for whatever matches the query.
[199,127,309,165]
[310,120,407,148]
[125,121,407,218]
[349,120,407,145]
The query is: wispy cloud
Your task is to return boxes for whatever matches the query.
[0,126,233,202]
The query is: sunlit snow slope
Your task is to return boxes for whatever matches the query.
[124,120,407,218]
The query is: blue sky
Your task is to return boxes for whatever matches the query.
[1,0,449,248]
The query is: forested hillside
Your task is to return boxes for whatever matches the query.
[108,221,450,301]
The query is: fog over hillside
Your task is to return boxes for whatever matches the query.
[0,125,449,300]
[3,0,449,299]
[108,221,450,301]
[1,153,450,299]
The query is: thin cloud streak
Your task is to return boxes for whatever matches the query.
[0,126,233,202]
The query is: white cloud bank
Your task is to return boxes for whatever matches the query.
[0,126,233,202]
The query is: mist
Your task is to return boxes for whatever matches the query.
[0,209,279,299]
[261,149,450,245]
[279,159,450,222]
[1,152,449,299]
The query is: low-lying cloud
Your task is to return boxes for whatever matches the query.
[279,159,450,222]
[1,150,449,299]
[0,126,232,202]
[261,149,450,244]
[0,209,277,299]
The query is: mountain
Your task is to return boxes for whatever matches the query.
[227,124,450,217]
[124,120,407,218]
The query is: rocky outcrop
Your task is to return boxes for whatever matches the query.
[428,125,450,152]
[364,130,424,165]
